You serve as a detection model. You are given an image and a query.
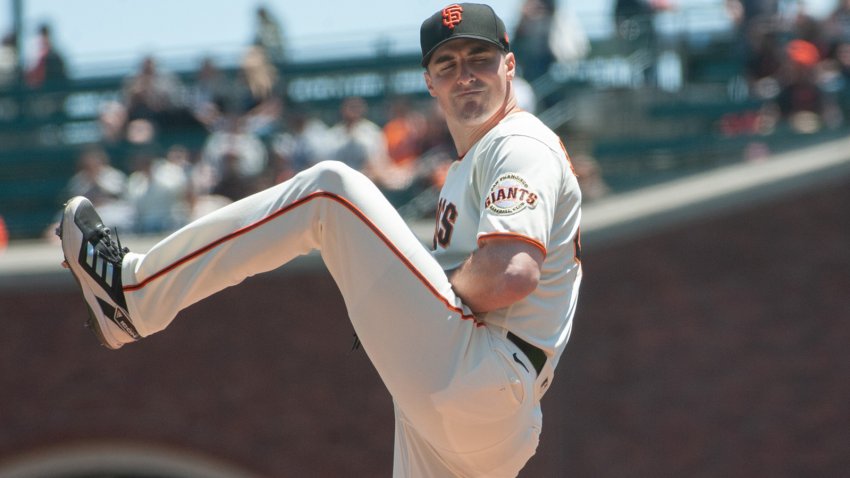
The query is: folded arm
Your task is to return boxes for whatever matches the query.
[448,236,544,314]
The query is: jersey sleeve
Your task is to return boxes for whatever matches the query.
[474,135,566,256]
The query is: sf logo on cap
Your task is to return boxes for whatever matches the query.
[442,4,463,29]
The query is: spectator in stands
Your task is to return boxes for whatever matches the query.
[99,58,199,146]
[63,145,132,231]
[24,23,68,119]
[125,145,191,234]
[231,44,283,137]
[726,0,781,82]
[549,1,590,66]
[389,102,462,220]
[614,0,672,86]
[270,106,329,181]
[164,143,194,173]
[189,57,230,129]
[0,32,18,89]
[512,0,588,104]
[373,97,427,193]
[726,0,780,40]
[210,151,257,202]
[744,30,785,97]
[198,113,268,197]
[97,100,129,143]
[327,96,388,175]
[25,23,67,90]
[65,146,127,207]
[777,39,830,133]
[512,0,557,82]
[254,6,286,64]
[384,98,425,165]
[163,144,197,202]
[417,103,457,202]
[421,99,452,145]
[123,56,184,125]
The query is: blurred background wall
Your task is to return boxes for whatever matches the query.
[1,0,849,476]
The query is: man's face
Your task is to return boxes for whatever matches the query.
[424,39,514,127]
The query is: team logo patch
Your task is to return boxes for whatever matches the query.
[484,173,538,215]
[442,4,463,29]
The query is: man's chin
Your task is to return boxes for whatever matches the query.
[455,106,490,125]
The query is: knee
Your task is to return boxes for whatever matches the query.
[305,160,365,191]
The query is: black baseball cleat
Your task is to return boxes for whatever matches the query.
[57,196,141,349]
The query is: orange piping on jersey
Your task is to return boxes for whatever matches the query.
[572,227,582,266]
[558,139,578,177]
[477,232,547,258]
[123,191,480,325]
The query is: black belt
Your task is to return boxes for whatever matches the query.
[507,332,546,376]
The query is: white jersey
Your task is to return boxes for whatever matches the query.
[432,111,582,370]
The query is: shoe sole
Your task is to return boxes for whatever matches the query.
[58,197,125,350]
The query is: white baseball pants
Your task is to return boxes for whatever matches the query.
[121,161,542,477]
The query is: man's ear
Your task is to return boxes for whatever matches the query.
[505,52,516,81]
[423,70,437,98]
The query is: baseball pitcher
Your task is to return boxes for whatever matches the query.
[58,3,582,476]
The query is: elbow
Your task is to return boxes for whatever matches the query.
[501,265,540,303]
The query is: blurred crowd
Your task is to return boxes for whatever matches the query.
[722,0,850,135]
[9,2,604,239]
[606,0,850,136]
[55,87,463,237]
[8,6,462,238]
[6,2,850,239]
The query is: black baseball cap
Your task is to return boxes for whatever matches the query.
[420,3,510,68]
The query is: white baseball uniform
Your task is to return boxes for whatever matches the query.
[118,111,581,477]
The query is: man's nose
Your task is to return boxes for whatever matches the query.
[457,60,476,85]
